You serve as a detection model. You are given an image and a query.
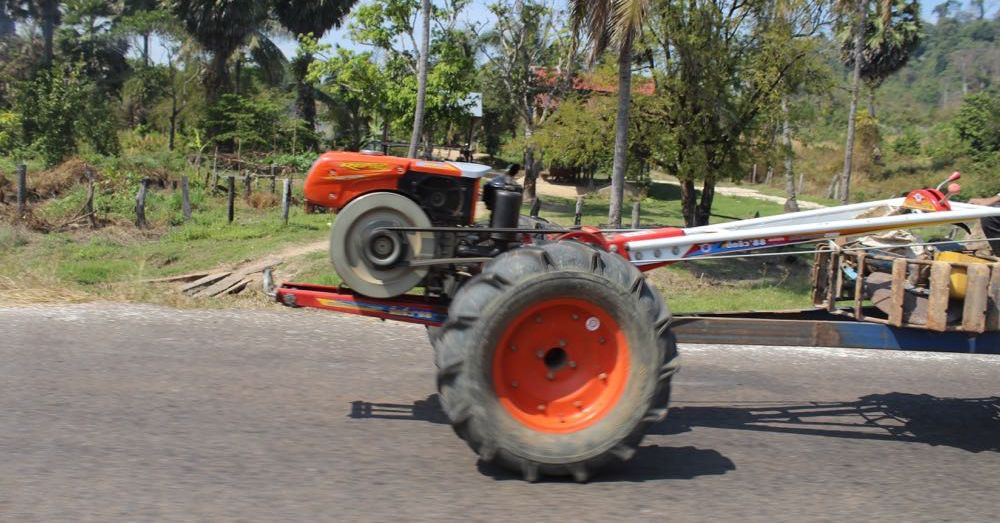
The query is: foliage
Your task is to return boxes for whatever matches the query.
[952,88,1000,155]
[204,93,317,153]
[837,0,922,89]
[891,128,921,156]
[11,64,119,165]
[0,109,21,154]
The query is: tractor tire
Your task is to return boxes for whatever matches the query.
[431,240,678,482]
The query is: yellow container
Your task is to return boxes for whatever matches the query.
[934,251,992,299]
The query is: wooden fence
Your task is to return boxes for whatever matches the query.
[9,162,303,229]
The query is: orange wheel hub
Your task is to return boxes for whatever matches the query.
[492,298,630,433]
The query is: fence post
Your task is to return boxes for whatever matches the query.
[181,176,192,222]
[798,173,805,193]
[270,164,277,194]
[135,178,148,228]
[227,176,235,223]
[574,196,584,226]
[281,177,292,225]
[751,164,757,184]
[84,168,96,228]
[16,163,27,213]
[529,197,541,218]
[631,200,641,229]
[243,172,251,201]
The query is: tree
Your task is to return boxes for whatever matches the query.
[835,0,868,204]
[952,88,1000,155]
[569,0,648,228]
[121,0,160,66]
[481,0,575,199]
[6,0,61,65]
[642,0,816,226]
[345,0,476,155]
[770,0,831,212]
[273,0,358,148]
[407,0,430,158]
[167,0,269,108]
[835,0,921,203]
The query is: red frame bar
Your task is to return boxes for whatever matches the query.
[276,282,449,326]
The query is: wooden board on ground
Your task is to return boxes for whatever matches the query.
[179,272,232,294]
[143,271,212,284]
[192,258,282,298]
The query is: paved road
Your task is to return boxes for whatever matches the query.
[1,304,998,522]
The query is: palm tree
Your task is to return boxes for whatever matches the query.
[835,0,920,203]
[273,0,358,149]
[407,0,431,159]
[569,0,648,228]
[168,0,269,107]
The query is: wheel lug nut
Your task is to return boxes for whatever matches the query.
[546,371,555,381]
[536,350,544,358]
[511,381,518,388]
[534,315,542,323]
[537,404,546,411]
[598,372,608,381]
[558,339,566,347]
[569,361,577,369]
[571,313,579,320]
[510,344,517,352]
[598,337,606,345]
[574,400,583,409]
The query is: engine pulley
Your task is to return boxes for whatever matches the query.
[329,192,435,298]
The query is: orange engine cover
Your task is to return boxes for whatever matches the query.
[303,151,490,225]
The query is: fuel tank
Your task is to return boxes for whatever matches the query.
[303,151,493,225]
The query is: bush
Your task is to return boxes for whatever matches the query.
[891,129,921,156]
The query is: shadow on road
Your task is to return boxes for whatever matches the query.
[350,395,736,482]
[350,395,450,424]
[654,393,1000,453]
[477,445,735,483]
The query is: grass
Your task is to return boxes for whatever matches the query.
[0,184,331,304]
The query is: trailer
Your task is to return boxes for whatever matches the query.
[269,153,1000,481]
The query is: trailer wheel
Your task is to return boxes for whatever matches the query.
[432,241,678,481]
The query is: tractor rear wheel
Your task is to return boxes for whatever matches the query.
[431,241,678,481]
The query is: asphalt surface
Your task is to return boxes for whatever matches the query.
[1,303,998,522]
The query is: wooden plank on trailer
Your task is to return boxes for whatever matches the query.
[987,265,1000,331]
[927,262,951,332]
[961,264,990,333]
[888,258,907,327]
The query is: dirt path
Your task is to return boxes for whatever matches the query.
[534,175,825,210]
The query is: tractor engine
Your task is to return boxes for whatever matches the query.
[303,151,526,298]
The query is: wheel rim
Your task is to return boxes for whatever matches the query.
[492,298,630,433]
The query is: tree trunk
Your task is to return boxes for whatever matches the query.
[381,117,390,153]
[169,92,178,151]
[407,0,432,159]
[680,179,698,228]
[522,123,537,201]
[234,55,242,95]
[40,0,58,66]
[608,39,634,229]
[291,52,318,150]
[696,178,715,226]
[781,96,799,213]
[866,85,876,118]
[0,5,13,40]
[839,0,868,205]
[206,50,230,108]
